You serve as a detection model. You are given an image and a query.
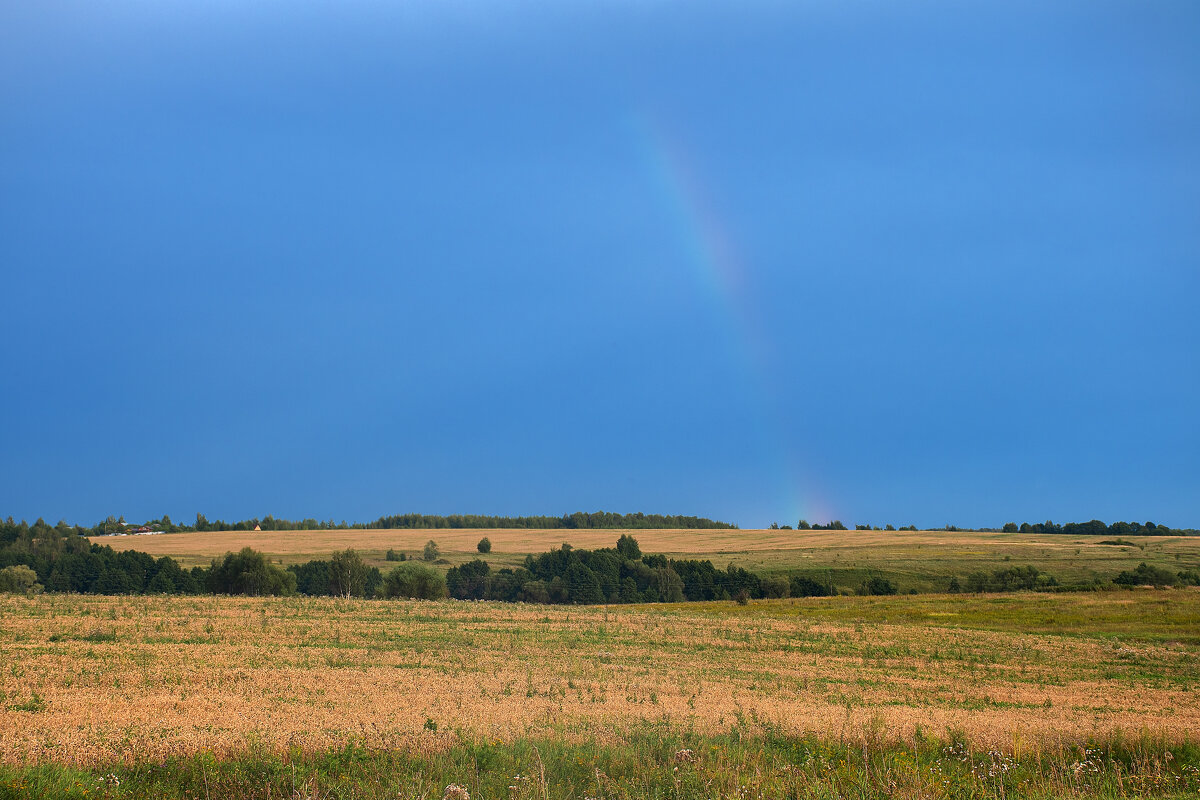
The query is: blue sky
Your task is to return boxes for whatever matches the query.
[2,1,1197,529]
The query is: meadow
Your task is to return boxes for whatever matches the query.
[92,527,1200,593]
[1,590,1198,798]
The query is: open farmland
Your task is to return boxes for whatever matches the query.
[91,527,1200,592]
[2,591,1199,796]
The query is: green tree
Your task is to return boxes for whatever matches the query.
[146,570,177,594]
[207,548,296,596]
[477,537,492,554]
[329,548,370,598]
[0,565,41,594]
[446,559,490,599]
[615,534,641,561]
[563,562,604,604]
[761,574,790,598]
[423,540,440,561]
[653,567,685,603]
[379,563,447,599]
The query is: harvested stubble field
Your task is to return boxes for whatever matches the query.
[90,528,1200,592]
[1,591,1197,769]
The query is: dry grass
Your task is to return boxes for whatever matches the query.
[92,527,1158,561]
[1,591,1196,767]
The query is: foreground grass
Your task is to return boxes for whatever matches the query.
[2,592,1197,768]
[1,727,1198,800]
[681,590,1200,645]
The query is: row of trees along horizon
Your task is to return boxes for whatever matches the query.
[78,511,737,534]
[2,519,1199,600]
[752,519,1198,535]
[11,512,1197,537]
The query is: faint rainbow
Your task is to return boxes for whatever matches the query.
[631,111,833,528]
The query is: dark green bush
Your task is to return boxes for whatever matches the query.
[789,575,832,597]
[446,559,490,600]
[857,577,898,596]
[1114,562,1180,588]
[379,563,447,599]
[965,565,1057,593]
[207,548,296,596]
[761,575,790,599]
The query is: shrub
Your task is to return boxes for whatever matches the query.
[857,577,898,596]
[380,562,447,600]
[734,589,750,605]
[760,574,790,598]
[423,540,440,561]
[477,537,491,554]
[789,575,831,597]
[385,549,402,561]
[1114,562,1179,588]
[964,565,1058,593]
[0,565,41,594]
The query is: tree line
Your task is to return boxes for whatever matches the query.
[770,519,1198,536]
[365,511,736,530]
[17,510,736,537]
[999,519,1197,536]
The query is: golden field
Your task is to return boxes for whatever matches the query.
[1,591,1197,767]
[88,527,1200,592]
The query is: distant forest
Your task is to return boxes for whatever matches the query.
[775,519,1198,536]
[997,519,1198,536]
[2,512,1195,538]
[65,510,737,536]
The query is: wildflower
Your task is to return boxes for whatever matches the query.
[444,783,470,800]
[674,748,697,764]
